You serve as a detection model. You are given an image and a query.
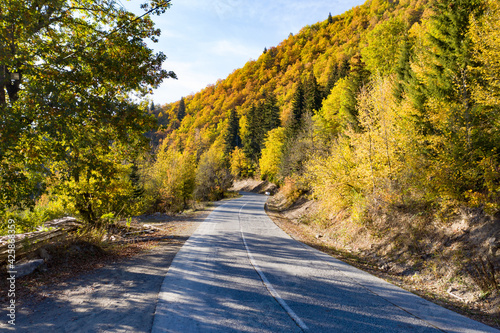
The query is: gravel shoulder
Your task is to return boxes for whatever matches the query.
[1,204,221,332]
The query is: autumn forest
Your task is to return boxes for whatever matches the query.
[1,0,500,247]
[149,0,500,223]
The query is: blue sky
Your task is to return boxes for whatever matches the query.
[126,0,366,105]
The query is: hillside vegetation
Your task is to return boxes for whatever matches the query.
[2,0,499,319]
[151,0,500,217]
[153,0,500,216]
[149,0,500,315]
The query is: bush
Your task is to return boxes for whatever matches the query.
[144,145,196,213]
[0,193,71,235]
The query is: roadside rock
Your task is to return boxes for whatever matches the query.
[15,259,44,278]
[37,248,52,261]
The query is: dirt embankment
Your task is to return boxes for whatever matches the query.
[233,179,500,330]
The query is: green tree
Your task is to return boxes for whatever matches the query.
[304,72,323,114]
[412,0,488,202]
[178,97,186,122]
[288,80,306,134]
[243,105,263,162]
[262,92,280,132]
[0,0,175,224]
[224,108,241,154]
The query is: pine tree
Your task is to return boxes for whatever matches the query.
[328,12,333,24]
[394,36,431,133]
[338,58,350,78]
[243,105,263,162]
[394,37,412,101]
[344,54,370,127]
[420,0,485,198]
[129,164,144,198]
[289,80,306,134]
[225,108,241,154]
[425,0,481,105]
[177,97,186,122]
[263,92,280,132]
[304,72,322,114]
[325,63,339,97]
[423,0,483,146]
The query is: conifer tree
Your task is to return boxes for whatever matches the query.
[394,37,412,101]
[328,12,333,24]
[263,93,280,132]
[343,55,369,128]
[423,0,483,143]
[325,63,339,97]
[304,73,323,115]
[129,164,144,198]
[225,108,241,154]
[338,58,350,79]
[177,97,186,122]
[289,80,306,134]
[243,105,263,162]
[419,0,485,198]
[424,0,481,105]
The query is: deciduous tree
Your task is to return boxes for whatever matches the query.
[0,0,175,223]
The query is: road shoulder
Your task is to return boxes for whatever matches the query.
[3,205,219,332]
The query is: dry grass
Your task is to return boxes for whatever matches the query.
[265,190,500,330]
[0,202,219,307]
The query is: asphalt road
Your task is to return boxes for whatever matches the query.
[152,193,499,333]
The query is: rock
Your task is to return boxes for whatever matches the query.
[38,247,52,261]
[15,259,45,278]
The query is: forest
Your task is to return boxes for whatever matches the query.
[2,0,499,322]
[149,0,500,226]
[2,0,500,243]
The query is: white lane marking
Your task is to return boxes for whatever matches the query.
[239,202,309,331]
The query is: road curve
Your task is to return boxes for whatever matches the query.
[152,193,499,333]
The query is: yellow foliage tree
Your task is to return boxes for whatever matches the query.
[146,144,196,212]
[230,147,253,179]
[307,76,425,220]
[470,0,500,108]
[259,127,286,183]
[195,141,232,201]
[314,77,357,141]
[361,17,406,75]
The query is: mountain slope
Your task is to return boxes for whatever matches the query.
[151,0,430,152]
[148,0,500,323]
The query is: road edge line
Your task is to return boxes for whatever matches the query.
[239,202,309,332]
